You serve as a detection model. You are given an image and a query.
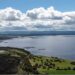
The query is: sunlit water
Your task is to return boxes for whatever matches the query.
[0,35,75,60]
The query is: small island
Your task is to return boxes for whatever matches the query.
[0,47,75,74]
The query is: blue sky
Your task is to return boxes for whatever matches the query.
[0,0,75,12]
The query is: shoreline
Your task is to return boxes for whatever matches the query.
[0,46,74,61]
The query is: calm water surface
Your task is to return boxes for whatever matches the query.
[0,35,75,60]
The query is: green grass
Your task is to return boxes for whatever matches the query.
[47,70,75,74]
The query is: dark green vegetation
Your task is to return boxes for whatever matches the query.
[0,47,75,74]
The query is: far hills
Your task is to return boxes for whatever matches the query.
[0,31,75,36]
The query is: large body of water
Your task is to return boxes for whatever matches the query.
[0,35,75,60]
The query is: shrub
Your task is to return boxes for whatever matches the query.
[56,67,60,70]
[72,67,75,70]
[67,67,71,70]
[71,61,75,65]
[43,65,46,69]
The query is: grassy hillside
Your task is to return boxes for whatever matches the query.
[30,56,75,74]
[0,47,75,74]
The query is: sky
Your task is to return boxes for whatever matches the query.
[0,0,75,12]
[0,0,75,31]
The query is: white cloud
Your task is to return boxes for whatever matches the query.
[0,6,75,31]
[26,6,63,20]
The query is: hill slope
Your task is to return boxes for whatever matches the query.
[0,47,75,74]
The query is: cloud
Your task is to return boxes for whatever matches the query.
[0,6,75,31]
[26,7,63,20]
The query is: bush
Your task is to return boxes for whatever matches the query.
[72,67,75,70]
[43,65,46,69]
[71,61,75,65]
[67,67,71,70]
[56,67,60,70]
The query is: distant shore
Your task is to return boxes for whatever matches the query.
[0,35,16,40]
